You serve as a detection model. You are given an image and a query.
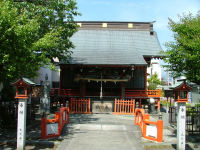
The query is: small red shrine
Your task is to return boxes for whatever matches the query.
[173,80,192,103]
[12,77,35,99]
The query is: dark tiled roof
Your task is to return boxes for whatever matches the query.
[63,26,163,65]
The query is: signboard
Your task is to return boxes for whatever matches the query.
[146,125,157,138]
[47,123,58,135]
[17,100,27,149]
[177,103,186,150]
[92,101,113,113]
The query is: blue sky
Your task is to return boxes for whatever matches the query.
[75,0,200,51]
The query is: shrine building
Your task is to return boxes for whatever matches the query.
[49,21,163,113]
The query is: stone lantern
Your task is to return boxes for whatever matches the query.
[12,77,35,150]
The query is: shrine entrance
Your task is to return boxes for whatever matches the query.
[68,98,137,114]
[86,81,121,97]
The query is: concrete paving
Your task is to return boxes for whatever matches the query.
[1,112,200,150]
[57,114,145,150]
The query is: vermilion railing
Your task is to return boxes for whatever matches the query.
[41,107,70,139]
[125,89,161,98]
[50,88,161,98]
[113,99,135,115]
[70,98,91,114]
[135,108,163,143]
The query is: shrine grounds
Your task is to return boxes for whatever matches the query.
[1,109,200,150]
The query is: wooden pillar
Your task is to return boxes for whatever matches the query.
[80,80,86,98]
[121,82,125,99]
[80,81,83,98]
[145,67,147,90]
[83,81,86,98]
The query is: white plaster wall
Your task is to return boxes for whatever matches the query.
[151,59,162,81]
[34,66,60,88]
[147,59,162,81]
[52,66,60,82]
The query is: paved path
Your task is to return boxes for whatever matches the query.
[57,114,145,150]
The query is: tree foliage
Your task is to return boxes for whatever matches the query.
[147,73,162,90]
[165,12,200,84]
[0,0,79,83]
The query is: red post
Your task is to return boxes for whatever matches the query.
[114,99,116,113]
[67,107,70,124]
[143,120,146,137]
[88,98,91,113]
[41,118,46,139]
[123,100,124,113]
[133,99,135,114]
[157,120,163,142]
[158,88,162,97]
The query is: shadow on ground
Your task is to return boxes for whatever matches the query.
[0,141,57,150]
[0,113,99,150]
[59,113,100,140]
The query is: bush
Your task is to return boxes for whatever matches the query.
[0,106,16,129]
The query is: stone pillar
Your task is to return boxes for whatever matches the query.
[166,97,169,114]
[177,102,186,150]
[150,98,156,114]
[40,76,50,115]
[17,99,27,150]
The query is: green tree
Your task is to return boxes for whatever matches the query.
[0,0,79,84]
[165,12,200,84]
[147,73,162,90]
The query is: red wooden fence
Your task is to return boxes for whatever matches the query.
[70,98,91,114]
[135,108,163,142]
[113,99,135,115]
[125,89,161,98]
[41,107,69,139]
